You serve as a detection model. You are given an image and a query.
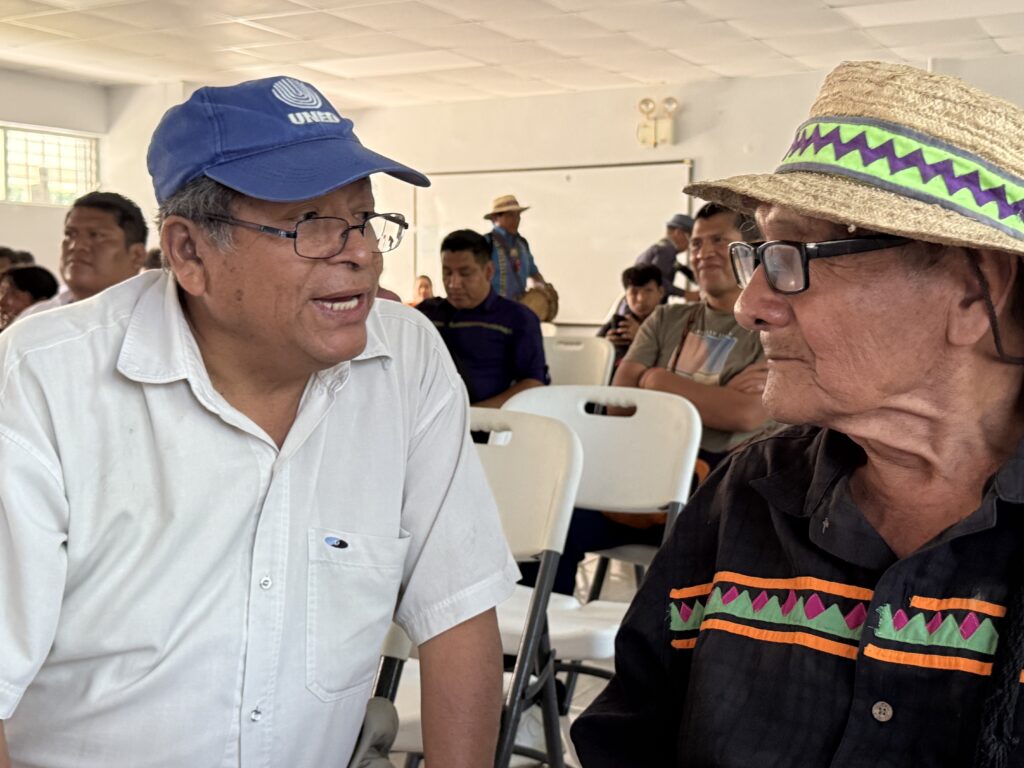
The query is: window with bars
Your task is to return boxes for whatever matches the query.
[1,125,98,206]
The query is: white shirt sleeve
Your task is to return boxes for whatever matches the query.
[0,354,69,719]
[393,343,519,646]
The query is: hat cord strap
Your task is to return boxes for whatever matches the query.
[967,255,1024,366]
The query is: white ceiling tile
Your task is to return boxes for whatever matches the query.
[580,2,714,32]
[304,48,481,77]
[182,48,264,69]
[484,13,610,40]
[631,19,746,49]
[433,65,563,96]
[10,10,139,37]
[453,40,562,64]
[417,0,559,22]
[686,0,821,20]
[250,11,371,37]
[763,29,886,56]
[546,0,660,9]
[0,0,55,19]
[822,0,898,5]
[995,36,1024,53]
[538,32,650,57]
[0,18,68,42]
[978,14,1024,39]
[792,48,907,69]
[583,49,704,83]
[392,21,516,49]
[198,0,308,16]
[705,55,811,77]
[235,40,344,61]
[331,1,463,31]
[837,0,1012,27]
[671,38,781,65]
[182,20,294,46]
[505,58,632,88]
[726,9,854,38]
[891,38,1004,61]
[100,31,204,56]
[319,32,427,56]
[867,19,986,47]
[362,72,493,100]
[88,2,226,29]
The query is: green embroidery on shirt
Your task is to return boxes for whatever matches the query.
[702,587,863,642]
[874,604,999,656]
[670,600,705,632]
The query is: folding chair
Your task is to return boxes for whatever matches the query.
[501,385,700,708]
[387,407,583,768]
[542,337,615,386]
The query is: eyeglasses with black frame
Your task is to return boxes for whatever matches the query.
[728,234,911,295]
[205,212,408,259]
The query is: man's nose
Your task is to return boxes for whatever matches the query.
[734,265,792,332]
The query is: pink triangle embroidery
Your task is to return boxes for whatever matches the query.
[721,586,740,606]
[844,603,867,630]
[752,590,770,613]
[892,609,909,631]
[781,590,798,616]
[926,612,943,634]
[804,593,826,620]
[960,612,981,640]
[678,601,693,623]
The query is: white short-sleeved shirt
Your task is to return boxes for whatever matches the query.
[0,270,519,768]
[14,288,74,320]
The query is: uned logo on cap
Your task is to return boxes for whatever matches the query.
[271,78,323,110]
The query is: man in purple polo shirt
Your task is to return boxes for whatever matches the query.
[417,229,549,407]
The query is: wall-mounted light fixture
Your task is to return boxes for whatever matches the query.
[637,96,679,148]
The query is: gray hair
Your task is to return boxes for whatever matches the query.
[157,176,240,249]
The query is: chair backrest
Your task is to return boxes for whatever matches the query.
[503,385,701,513]
[540,322,557,337]
[470,407,583,559]
[542,336,615,386]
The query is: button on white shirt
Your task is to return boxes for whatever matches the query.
[0,271,518,768]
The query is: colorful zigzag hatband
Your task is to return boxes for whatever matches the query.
[777,116,1024,241]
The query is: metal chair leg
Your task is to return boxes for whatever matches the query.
[633,563,646,587]
[587,556,610,603]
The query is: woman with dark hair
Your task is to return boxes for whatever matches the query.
[0,265,59,329]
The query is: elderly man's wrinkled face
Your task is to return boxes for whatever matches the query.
[735,204,955,427]
[192,179,382,373]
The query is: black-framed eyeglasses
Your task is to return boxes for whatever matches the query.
[206,212,408,259]
[728,235,911,295]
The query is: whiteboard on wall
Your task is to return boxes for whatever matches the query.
[402,160,694,324]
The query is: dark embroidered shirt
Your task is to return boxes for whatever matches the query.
[571,425,1024,767]
[417,291,549,403]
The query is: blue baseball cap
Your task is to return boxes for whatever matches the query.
[147,76,429,204]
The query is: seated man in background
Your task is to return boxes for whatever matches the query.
[418,229,548,407]
[598,264,665,369]
[614,201,770,473]
[634,213,696,301]
[18,191,147,320]
[0,266,58,330]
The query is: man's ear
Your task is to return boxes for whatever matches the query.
[948,249,1019,348]
[161,216,213,298]
[483,259,495,282]
[128,242,148,270]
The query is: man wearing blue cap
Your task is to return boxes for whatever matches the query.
[0,76,518,768]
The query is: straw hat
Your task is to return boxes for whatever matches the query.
[685,60,1024,257]
[484,194,530,220]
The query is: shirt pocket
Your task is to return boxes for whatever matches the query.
[306,527,411,702]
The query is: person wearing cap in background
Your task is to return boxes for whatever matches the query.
[572,61,1024,768]
[0,76,518,768]
[635,213,697,301]
[484,194,547,301]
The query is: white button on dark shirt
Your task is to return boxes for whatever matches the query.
[872,701,893,722]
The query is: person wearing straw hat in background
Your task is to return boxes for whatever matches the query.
[484,194,548,300]
[572,60,1024,768]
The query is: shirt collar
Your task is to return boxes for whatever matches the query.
[993,435,1024,503]
[116,271,394,393]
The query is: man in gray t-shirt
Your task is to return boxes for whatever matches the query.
[615,202,771,466]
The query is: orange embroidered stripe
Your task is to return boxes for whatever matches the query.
[700,618,859,660]
[669,583,714,599]
[713,571,874,601]
[671,638,698,650]
[909,595,1006,618]
[864,644,993,677]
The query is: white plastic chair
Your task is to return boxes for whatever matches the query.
[500,386,701,707]
[388,407,583,768]
[542,336,615,386]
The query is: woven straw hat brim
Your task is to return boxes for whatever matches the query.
[484,205,529,220]
[685,171,1024,258]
